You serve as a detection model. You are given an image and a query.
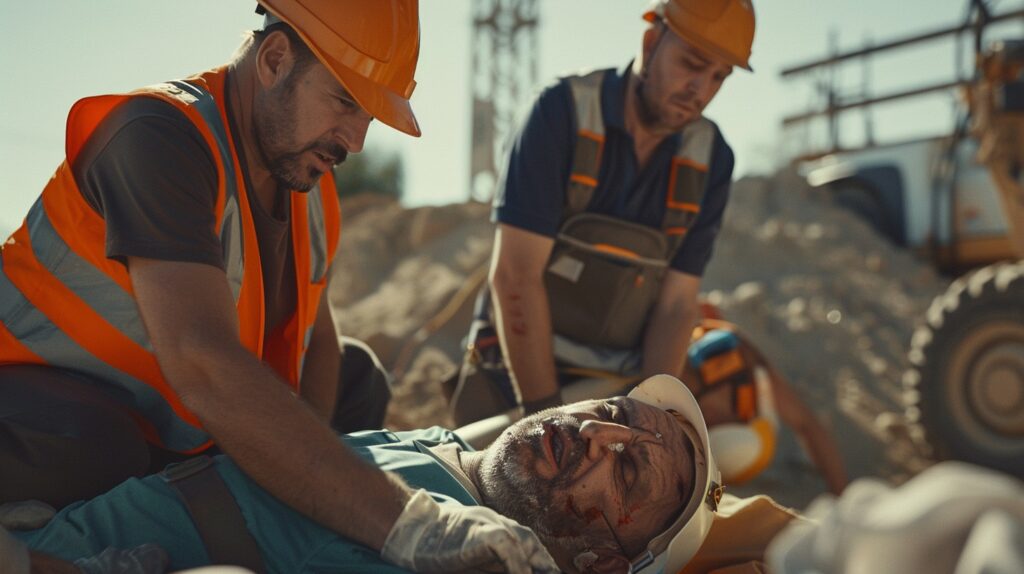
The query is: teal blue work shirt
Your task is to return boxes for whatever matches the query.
[16,428,477,573]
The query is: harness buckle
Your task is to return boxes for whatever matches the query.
[706,481,725,511]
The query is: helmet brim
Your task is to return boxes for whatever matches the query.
[259,1,422,137]
[628,375,722,573]
[317,48,422,137]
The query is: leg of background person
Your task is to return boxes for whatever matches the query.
[331,337,392,433]
[0,366,149,509]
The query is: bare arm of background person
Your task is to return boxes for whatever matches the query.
[490,224,561,406]
[641,270,702,379]
[768,364,849,494]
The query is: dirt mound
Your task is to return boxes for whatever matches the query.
[329,170,948,506]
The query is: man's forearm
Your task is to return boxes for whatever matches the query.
[300,329,342,422]
[795,418,848,494]
[491,281,560,404]
[169,344,408,550]
[641,300,700,378]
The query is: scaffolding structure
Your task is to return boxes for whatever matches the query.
[781,0,1024,159]
[468,0,539,202]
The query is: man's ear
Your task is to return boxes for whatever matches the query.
[255,30,294,89]
[639,25,663,76]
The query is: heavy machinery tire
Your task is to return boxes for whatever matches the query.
[904,260,1024,476]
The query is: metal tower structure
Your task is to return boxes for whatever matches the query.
[469,0,539,202]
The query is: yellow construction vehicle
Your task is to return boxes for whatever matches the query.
[785,0,1024,475]
[905,35,1024,476]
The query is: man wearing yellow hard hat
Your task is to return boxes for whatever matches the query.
[452,0,760,419]
[0,1,558,572]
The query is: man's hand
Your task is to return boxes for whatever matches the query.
[381,490,559,574]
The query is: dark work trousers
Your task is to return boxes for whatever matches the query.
[0,338,391,509]
[331,336,393,434]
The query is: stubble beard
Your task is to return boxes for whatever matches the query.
[635,79,696,134]
[478,411,589,544]
[253,77,348,192]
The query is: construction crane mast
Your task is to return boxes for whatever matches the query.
[468,0,539,202]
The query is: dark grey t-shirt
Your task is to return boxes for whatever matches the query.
[71,96,296,337]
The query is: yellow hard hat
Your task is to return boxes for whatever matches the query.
[644,0,756,72]
[258,0,422,137]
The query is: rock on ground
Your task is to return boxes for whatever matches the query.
[329,171,948,507]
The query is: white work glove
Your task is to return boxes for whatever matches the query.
[381,489,560,574]
[767,461,1024,574]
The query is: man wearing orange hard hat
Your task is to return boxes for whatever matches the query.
[0,2,557,572]
[452,0,760,427]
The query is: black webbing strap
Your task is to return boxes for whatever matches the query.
[160,456,266,573]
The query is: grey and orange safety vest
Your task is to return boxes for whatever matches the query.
[0,68,340,454]
[543,68,716,350]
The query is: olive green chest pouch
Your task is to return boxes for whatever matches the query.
[545,213,674,349]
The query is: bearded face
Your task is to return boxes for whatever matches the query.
[250,41,372,193]
[634,26,733,133]
[253,67,350,192]
[476,397,696,571]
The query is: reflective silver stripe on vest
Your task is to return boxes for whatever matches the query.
[564,69,716,232]
[24,199,153,352]
[565,70,607,215]
[306,183,328,284]
[676,117,715,167]
[568,69,606,137]
[165,80,244,302]
[0,256,210,451]
[298,323,315,375]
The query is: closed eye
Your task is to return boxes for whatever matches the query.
[620,451,637,493]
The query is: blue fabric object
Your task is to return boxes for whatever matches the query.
[493,61,735,277]
[16,428,476,573]
[687,328,740,368]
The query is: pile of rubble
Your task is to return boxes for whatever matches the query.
[329,170,949,505]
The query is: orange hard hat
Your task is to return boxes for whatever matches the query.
[643,0,755,72]
[258,0,422,137]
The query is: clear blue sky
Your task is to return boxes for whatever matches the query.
[2,0,1021,237]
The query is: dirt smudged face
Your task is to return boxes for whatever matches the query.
[478,397,695,564]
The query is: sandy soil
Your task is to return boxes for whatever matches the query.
[329,170,949,508]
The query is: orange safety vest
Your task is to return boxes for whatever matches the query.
[0,67,341,454]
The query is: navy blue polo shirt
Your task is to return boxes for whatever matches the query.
[493,61,735,276]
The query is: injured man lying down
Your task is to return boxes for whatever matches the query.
[4,375,797,574]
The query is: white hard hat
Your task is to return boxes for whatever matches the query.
[626,374,723,574]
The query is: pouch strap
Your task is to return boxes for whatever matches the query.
[161,456,266,573]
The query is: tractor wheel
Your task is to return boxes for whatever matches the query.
[905,260,1024,477]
